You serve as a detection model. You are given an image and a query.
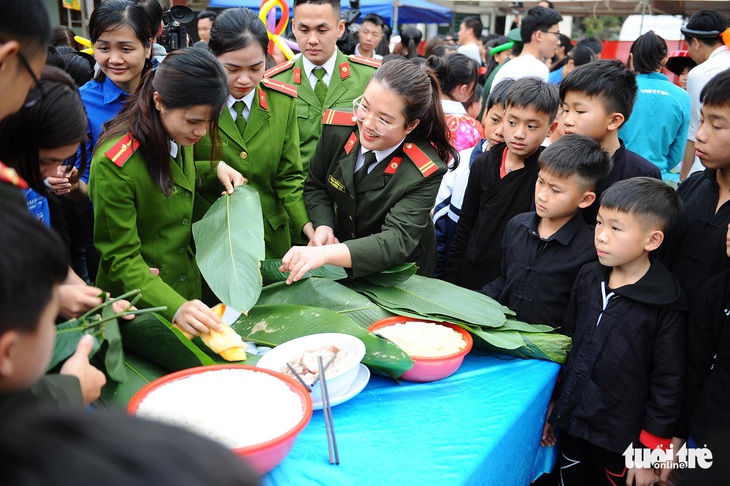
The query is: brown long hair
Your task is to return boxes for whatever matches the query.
[99,48,227,196]
[372,58,458,168]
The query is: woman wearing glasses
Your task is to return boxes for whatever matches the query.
[279,58,458,283]
[194,8,313,258]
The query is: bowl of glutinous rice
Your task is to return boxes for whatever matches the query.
[369,317,473,382]
[128,364,313,475]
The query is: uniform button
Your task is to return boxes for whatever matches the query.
[240,151,248,159]
[184,190,192,198]
[181,218,190,225]
[406,143,413,149]
[179,275,187,282]
[178,248,186,255]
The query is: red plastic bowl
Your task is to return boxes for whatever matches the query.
[369,317,473,382]
[128,364,313,475]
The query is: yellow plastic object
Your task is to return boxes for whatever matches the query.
[175,304,247,361]
[74,35,93,55]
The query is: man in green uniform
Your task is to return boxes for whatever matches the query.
[265,0,379,173]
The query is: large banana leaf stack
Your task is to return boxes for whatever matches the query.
[91,188,571,407]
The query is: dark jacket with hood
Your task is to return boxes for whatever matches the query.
[549,259,687,453]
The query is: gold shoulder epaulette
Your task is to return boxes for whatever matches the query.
[403,142,438,178]
[104,132,139,168]
[322,109,357,126]
[264,60,294,78]
[349,54,381,69]
[261,78,298,98]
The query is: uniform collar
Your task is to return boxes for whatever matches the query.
[169,140,179,159]
[441,99,467,116]
[360,137,406,163]
[227,90,256,111]
[302,51,338,80]
[524,211,586,246]
[102,76,129,104]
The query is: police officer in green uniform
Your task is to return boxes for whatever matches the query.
[90,49,245,335]
[280,59,459,283]
[265,0,379,173]
[194,8,313,258]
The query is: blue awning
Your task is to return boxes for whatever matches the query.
[206,0,451,25]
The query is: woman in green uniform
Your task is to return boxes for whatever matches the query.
[194,8,313,258]
[89,48,245,336]
[280,58,458,283]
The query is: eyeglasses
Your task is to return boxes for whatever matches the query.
[543,30,561,37]
[16,50,44,109]
[352,96,404,136]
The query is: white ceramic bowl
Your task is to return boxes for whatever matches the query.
[256,333,366,402]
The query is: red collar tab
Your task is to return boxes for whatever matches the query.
[384,157,402,175]
[344,132,358,155]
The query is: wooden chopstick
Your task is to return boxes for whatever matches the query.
[318,355,339,465]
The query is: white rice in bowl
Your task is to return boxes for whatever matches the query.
[136,369,304,449]
[377,321,466,357]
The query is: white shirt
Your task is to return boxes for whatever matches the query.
[686,45,730,174]
[169,140,179,159]
[457,43,482,64]
[354,44,383,60]
[490,54,549,93]
[441,99,467,116]
[227,91,256,122]
[355,139,404,174]
[302,52,338,90]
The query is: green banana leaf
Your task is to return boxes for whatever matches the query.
[120,313,220,372]
[464,324,572,364]
[260,259,347,285]
[99,300,127,382]
[97,352,169,410]
[360,262,418,287]
[352,274,512,328]
[193,186,265,313]
[257,277,393,328]
[499,319,555,333]
[232,304,413,379]
[49,319,104,372]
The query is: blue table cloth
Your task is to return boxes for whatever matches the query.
[263,350,560,485]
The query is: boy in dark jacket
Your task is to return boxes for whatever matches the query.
[482,134,611,328]
[446,77,560,290]
[658,69,730,306]
[560,59,662,225]
[544,178,686,486]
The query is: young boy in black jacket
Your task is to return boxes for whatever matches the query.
[658,69,730,306]
[482,134,611,328]
[446,77,559,290]
[544,178,686,486]
[560,59,662,225]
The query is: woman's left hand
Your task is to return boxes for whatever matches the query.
[280,246,329,284]
[216,161,247,195]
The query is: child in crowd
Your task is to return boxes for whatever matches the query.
[545,177,686,486]
[674,221,730,486]
[659,69,730,305]
[446,78,559,290]
[0,205,106,415]
[432,79,514,278]
[560,59,662,224]
[482,135,611,327]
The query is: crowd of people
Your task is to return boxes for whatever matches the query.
[2,0,730,484]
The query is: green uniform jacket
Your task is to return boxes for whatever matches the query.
[90,135,202,322]
[194,83,308,259]
[305,119,447,278]
[266,50,378,173]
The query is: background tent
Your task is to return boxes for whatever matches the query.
[207,0,452,25]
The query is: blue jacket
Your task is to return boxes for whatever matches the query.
[619,72,690,183]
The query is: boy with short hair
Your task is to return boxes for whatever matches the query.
[546,177,686,486]
[266,0,379,172]
[0,204,106,415]
[659,68,730,305]
[356,14,384,60]
[482,134,611,327]
[560,59,662,224]
[490,6,563,89]
[446,77,559,289]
